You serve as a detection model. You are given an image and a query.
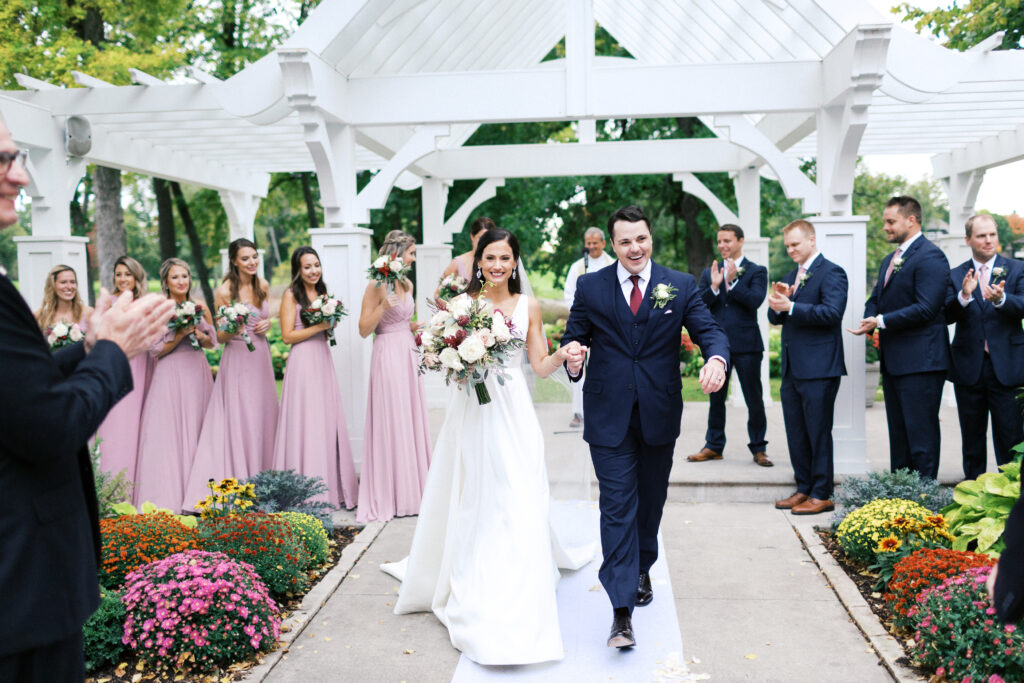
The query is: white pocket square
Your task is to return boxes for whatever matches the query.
[664,309,673,314]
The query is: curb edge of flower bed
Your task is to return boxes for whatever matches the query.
[242,521,386,682]
[788,518,925,683]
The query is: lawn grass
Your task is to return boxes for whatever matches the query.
[526,270,563,301]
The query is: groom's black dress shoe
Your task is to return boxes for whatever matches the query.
[636,572,653,606]
[607,609,635,648]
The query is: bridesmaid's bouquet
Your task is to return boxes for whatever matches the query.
[47,320,84,350]
[301,294,347,346]
[417,292,524,405]
[367,255,412,294]
[217,301,255,351]
[435,273,469,305]
[168,300,203,350]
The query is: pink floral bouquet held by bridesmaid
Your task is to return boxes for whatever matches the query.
[46,320,84,350]
[367,255,412,294]
[217,301,255,351]
[417,292,523,405]
[300,293,347,346]
[435,273,469,305]
[168,300,204,350]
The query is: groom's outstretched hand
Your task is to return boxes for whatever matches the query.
[698,357,727,394]
[563,340,589,376]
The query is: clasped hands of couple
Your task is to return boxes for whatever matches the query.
[561,341,728,395]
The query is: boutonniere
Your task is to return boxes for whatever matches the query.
[991,266,1007,282]
[651,283,678,309]
[798,271,812,286]
[891,254,905,273]
[735,266,746,278]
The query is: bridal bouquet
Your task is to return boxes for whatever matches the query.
[217,301,255,351]
[435,273,469,304]
[417,292,523,405]
[367,255,412,293]
[168,300,204,350]
[301,294,347,346]
[47,320,84,350]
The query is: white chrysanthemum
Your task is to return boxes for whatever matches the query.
[439,347,464,371]
[457,335,487,363]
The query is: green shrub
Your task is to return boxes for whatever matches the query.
[768,327,780,378]
[273,512,331,569]
[942,454,1022,556]
[835,498,948,565]
[831,468,953,530]
[82,589,127,673]
[245,469,337,532]
[90,438,134,519]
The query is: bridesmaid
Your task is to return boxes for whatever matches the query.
[183,238,277,509]
[134,259,217,511]
[35,264,92,338]
[356,230,432,523]
[271,246,358,509]
[439,216,494,284]
[96,256,154,478]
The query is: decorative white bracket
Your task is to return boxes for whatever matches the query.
[441,178,505,240]
[941,170,986,232]
[673,172,738,226]
[219,190,262,241]
[353,124,450,221]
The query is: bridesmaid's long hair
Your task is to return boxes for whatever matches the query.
[467,229,521,296]
[112,255,147,299]
[289,246,326,309]
[160,258,193,299]
[36,264,83,332]
[378,230,415,262]
[224,238,267,308]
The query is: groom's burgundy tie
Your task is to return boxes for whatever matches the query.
[629,275,642,315]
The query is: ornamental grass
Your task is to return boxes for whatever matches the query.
[835,498,947,565]
[198,512,311,600]
[121,550,281,674]
[884,547,995,632]
[99,512,200,589]
[273,511,331,569]
[909,566,1024,681]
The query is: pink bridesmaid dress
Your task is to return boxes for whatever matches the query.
[356,292,432,523]
[182,301,278,510]
[133,316,217,512]
[271,309,358,509]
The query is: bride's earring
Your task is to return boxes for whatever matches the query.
[476,268,482,280]
[511,268,517,280]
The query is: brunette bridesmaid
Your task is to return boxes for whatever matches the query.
[35,264,92,337]
[183,238,277,508]
[271,246,358,509]
[438,216,494,288]
[356,230,432,523]
[96,256,154,479]
[134,259,216,511]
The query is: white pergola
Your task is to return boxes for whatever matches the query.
[4,0,1024,471]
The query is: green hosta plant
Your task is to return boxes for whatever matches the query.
[941,452,1022,557]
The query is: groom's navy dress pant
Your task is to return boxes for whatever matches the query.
[590,403,674,612]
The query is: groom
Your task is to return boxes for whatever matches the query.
[562,205,729,648]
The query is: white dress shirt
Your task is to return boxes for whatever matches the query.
[710,255,745,296]
[617,260,652,305]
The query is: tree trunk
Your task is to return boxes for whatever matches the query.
[153,177,177,261]
[301,172,319,228]
[681,194,714,278]
[69,180,96,305]
[93,165,125,293]
[169,182,216,311]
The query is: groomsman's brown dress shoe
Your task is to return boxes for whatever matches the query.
[636,572,653,606]
[607,609,635,648]
[791,498,835,515]
[774,492,809,510]
[686,447,722,462]
[752,451,773,467]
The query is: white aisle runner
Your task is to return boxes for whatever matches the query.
[451,520,689,682]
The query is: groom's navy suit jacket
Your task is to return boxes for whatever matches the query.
[562,261,729,447]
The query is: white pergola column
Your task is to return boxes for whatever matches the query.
[14,234,90,311]
[218,190,264,277]
[941,170,985,232]
[418,177,452,410]
[814,216,869,474]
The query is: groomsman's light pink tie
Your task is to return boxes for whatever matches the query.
[791,265,806,297]
[979,264,991,353]
[629,275,641,315]
[883,247,902,286]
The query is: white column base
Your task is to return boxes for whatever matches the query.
[14,235,90,311]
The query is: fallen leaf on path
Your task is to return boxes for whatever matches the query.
[403,649,415,655]
[744,654,757,660]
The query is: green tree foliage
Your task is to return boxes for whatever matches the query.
[896,0,1024,51]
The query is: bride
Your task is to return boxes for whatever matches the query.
[385,228,595,665]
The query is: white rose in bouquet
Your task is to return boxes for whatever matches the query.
[448,293,472,318]
[457,334,487,363]
[232,302,250,317]
[424,352,440,369]
[430,310,450,330]
[181,301,196,315]
[477,299,495,317]
[478,329,495,348]
[491,313,511,343]
[52,321,69,337]
[439,347,464,371]
[322,301,336,316]
[47,333,57,346]
[310,298,323,310]
[389,259,404,274]
[420,331,435,349]
[443,323,461,339]
[373,256,388,269]
[69,326,83,342]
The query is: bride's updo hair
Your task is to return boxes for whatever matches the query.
[378,230,416,261]
[467,228,521,296]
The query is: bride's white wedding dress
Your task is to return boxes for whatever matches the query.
[384,294,596,665]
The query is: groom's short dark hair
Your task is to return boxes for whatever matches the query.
[608,205,651,240]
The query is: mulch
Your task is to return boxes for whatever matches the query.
[86,525,361,683]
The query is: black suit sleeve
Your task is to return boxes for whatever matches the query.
[561,276,594,382]
[995,264,1024,319]
[52,340,86,377]
[995,496,1024,622]
[881,248,950,330]
[728,265,767,312]
[789,266,848,327]
[697,267,717,308]
[864,260,884,319]
[944,269,967,325]
[0,293,131,466]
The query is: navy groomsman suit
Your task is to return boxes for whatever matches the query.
[946,254,1024,479]
[769,254,848,501]
[865,232,950,479]
[697,257,768,457]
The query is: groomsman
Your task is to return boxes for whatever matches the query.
[945,213,1024,480]
[768,220,848,515]
[563,227,615,428]
[851,196,950,480]
[690,224,771,467]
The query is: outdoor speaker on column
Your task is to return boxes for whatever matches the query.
[64,115,92,156]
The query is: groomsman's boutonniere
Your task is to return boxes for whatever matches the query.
[651,283,678,309]
[991,266,1007,282]
[735,266,746,278]
[892,254,905,273]
[798,271,812,287]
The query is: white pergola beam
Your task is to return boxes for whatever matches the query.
[674,172,739,226]
[931,123,1024,176]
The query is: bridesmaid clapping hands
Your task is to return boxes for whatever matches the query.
[271,247,358,509]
